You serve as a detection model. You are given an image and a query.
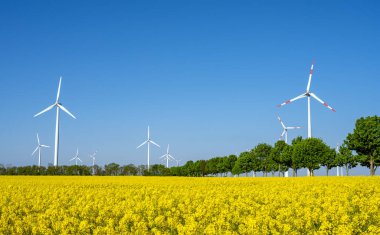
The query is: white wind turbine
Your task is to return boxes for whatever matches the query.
[175,159,182,167]
[69,148,82,166]
[276,114,301,144]
[276,115,301,178]
[31,133,50,167]
[89,151,97,175]
[277,63,336,138]
[160,144,175,168]
[34,77,76,167]
[137,126,160,170]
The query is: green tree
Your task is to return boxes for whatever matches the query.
[345,116,380,176]
[320,148,337,176]
[235,152,252,176]
[225,155,237,176]
[104,163,120,175]
[270,140,289,176]
[293,138,331,176]
[231,162,242,176]
[253,143,273,176]
[121,164,138,175]
[290,136,303,176]
[335,144,358,176]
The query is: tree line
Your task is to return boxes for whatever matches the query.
[1,116,379,176]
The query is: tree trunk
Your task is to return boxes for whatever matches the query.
[326,167,329,176]
[370,156,374,176]
[278,164,281,177]
[345,165,349,176]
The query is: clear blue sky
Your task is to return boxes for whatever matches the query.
[0,1,379,175]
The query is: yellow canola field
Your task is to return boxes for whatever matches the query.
[0,176,379,234]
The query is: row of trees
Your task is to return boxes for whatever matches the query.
[1,116,379,176]
[0,163,171,176]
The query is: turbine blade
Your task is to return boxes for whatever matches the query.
[160,154,167,159]
[56,77,62,103]
[150,140,160,147]
[310,93,336,112]
[137,140,148,149]
[37,133,40,145]
[34,104,55,117]
[277,94,306,107]
[306,63,314,92]
[31,146,39,156]
[77,158,82,162]
[276,114,286,129]
[168,154,175,160]
[287,126,302,130]
[281,130,286,137]
[57,104,77,119]
[69,157,76,161]
[40,145,50,148]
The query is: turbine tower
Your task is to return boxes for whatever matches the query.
[335,144,343,176]
[69,148,82,166]
[90,151,97,175]
[277,63,336,138]
[137,126,160,171]
[276,114,301,144]
[31,133,50,167]
[160,144,175,168]
[34,77,76,167]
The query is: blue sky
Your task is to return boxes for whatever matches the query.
[0,1,379,175]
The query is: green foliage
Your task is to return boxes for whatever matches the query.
[253,143,273,176]
[293,138,331,176]
[320,148,337,176]
[345,115,380,176]
[271,140,289,175]
[236,152,252,176]
[335,144,357,176]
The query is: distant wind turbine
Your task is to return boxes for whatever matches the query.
[69,148,82,166]
[277,63,336,138]
[137,126,160,171]
[160,144,175,168]
[34,77,76,167]
[276,114,301,144]
[335,144,343,176]
[175,159,181,167]
[31,133,50,167]
[89,151,97,175]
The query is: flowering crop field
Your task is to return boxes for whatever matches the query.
[0,176,379,234]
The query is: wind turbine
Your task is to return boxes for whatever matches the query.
[175,159,182,167]
[160,144,175,168]
[276,115,301,178]
[34,77,76,167]
[69,148,82,166]
[277,62,336,138]
[89,151,97,175]
[335,144,343,176]
[31,133,50,167]
[276,114,301,144]
[137,126,160,170]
